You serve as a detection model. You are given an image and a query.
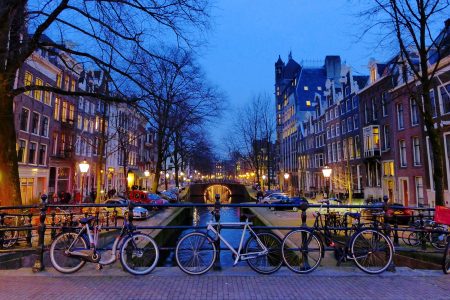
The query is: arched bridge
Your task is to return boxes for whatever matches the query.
[185,181,251,203]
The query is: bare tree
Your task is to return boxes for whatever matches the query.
[135,47,223,192]
[359,0,450,205]
[229,93,275,186]
[0,0,210,205]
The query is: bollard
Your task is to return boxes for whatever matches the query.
[32,194,48,272]
[213,194,221,271]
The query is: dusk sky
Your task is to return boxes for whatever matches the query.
[199,0,392,155]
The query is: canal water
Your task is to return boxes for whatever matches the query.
[160,197,251,267]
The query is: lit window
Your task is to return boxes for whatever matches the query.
[304,86,309,91]
[306,100,311,107]
[35,78,43,101]
[317,86,322,91]
[24,72,32,95]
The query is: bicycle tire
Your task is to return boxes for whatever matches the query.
[245,232,282,274]
[406,231,421,247]
[350,229,393,274]
[281,229,323,274]
[430,226,447,250]
[120,233,159,275]
[175,232,216,275]
[49,232,88,274]
[443,237,450,274]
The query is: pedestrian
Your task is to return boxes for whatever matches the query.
[256,188,263,204]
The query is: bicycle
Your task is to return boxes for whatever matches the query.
[281,200,394,274]
[175,213,282,275]
[49,213,159,275]
[434,205,450,274]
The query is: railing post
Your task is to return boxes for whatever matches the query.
[0,213,5,248]
[418,211,427,250]
[26,213,32,246]
[213,194,221,271]
[32,194,48,272]
[383,196,396,272]
[393,215,399,246]
[300,201,308,227]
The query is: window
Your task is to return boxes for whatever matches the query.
[62,101,68,122]
[415,177,424,205]
[38,144,46,165]
[335,107,339,118]
[397,103,404,129]
[353,114,359,129]
[332,142,336,162]
[44,84,51,105]
[69,105,75,121]
[304,86,309,91]
[364,102,369,124]
[40,116,49,137]
[84,119,89,131]
[20,108,29,131]
[336,124,340,136]
[411,98,419,125]
[29,142,37,164]
[71,79,76,92]
[439,82,450,115]
[383,161,394,176]
[64,77,69,91]
[31,112,39,134]
[413,137,421,166]
[355,135,361,158]
[341,103,345,115]
[352,96,358,109]
[79,97,84,109]
[17,140,26,163]
[349,137,354,159]
[381,92,387,117]
[34,78,43,100]
[327,127,330,139]
[56,73,62,88]
[342,120,347,134]
[337,141,341,161]
[78,115,83,129]
[383,125,390,150]
[347,117,353,131]
[343,140,348,160]
[372,97,377,120]
[399,140,407,167]
[306,100,311,107]
[317,86,322,91]
[331,125,335,138]
[370,66,377,83]
[24,72,32,95]
[54,97,60,120]
[346,99,351,112]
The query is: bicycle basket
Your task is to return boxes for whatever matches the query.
[434,206,450,226]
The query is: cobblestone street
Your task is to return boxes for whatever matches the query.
[0,266,449,300]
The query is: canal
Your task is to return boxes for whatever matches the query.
[160,187,255,267]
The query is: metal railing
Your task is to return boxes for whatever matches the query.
[0,196,448,272]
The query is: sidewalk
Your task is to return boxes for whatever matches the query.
[0,266,448,300]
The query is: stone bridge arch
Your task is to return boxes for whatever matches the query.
[186,182,251,203]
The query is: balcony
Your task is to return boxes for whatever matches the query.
[363,125,381,158]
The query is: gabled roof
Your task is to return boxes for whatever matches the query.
[283,58,301,79]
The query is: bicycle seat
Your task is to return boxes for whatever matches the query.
[79,216,96,225]
[344,212,361,219]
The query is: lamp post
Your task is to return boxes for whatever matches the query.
[262,175,267,191]
[322,166,332,199]
[144,170,150,190]
[283,172,290,195]
[79,160,90,203]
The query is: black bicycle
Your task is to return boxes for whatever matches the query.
[281,199,394,274]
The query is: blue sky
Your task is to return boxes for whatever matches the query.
[199,0,393,155]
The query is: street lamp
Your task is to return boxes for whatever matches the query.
[262,175,267,191]
[144,170,150,190]
[322,166,332,199]
[79,160,90,203]
[283,172,290,195]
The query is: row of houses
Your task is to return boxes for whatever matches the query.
[13,37,157,205]
[275,21,450,207]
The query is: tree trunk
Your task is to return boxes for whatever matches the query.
[95,109,107,203]
[0,81,22,206]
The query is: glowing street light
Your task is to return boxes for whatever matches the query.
[79,160,90,203]
[144,170,150,190]
[322,166,333,198]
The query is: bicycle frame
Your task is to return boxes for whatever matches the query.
[205,220,268,266]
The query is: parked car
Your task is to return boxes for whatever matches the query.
[270,197,308,211]
[146,193,169,208]
[102,198,149,219]
[261,193,289,205]
[160,191,178,203]
[362,201,413,225]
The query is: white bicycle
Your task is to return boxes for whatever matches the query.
[175,215,282,275]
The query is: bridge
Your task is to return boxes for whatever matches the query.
[185,181,252,203]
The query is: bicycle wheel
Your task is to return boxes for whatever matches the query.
[430,226,447,250]
[406,231,421,247]
[245,232,282,274]
[350,229,393,274]
[120,233,159,275]
[175,232,216,275]
[49,232,88,274]
[282,229,323,274]
[2,230,18,248]
[443,237,450,274]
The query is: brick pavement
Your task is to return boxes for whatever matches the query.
[0,266,449,300]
